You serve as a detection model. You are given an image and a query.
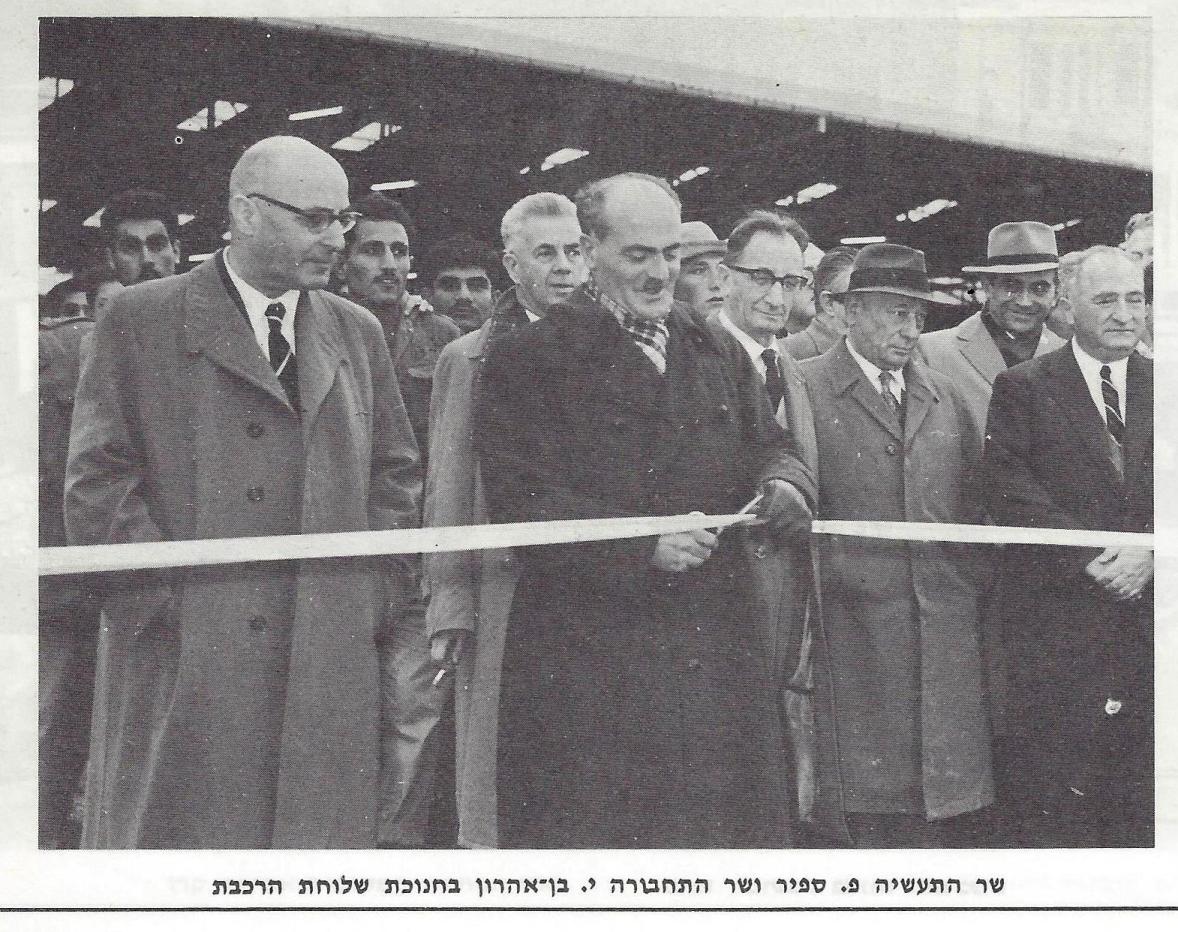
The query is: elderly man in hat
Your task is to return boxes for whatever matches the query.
[798,243,993,847]
[673,221,730,320]
[918,221,1065,438]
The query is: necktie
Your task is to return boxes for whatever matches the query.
[1100,364,1124,479]
[879,370,903,427]
[762,347,785,413]
[265,302,299,413]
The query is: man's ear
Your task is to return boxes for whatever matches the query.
[580,233,597,270]
[502,250,520,285]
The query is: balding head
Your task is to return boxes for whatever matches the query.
[226,136,352,296]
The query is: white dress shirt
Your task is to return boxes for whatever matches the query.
[223,248,299,360]
[846,337,906,405]
[1071,339,1128,426]
[715,310,788,422]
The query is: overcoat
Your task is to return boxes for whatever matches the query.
[798,340,993,826]
[474,292,817,848]
[422,292,527,849]
[64,255,421,848]
[981,347,1152,844]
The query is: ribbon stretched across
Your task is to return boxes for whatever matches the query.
[38,515,1153,577]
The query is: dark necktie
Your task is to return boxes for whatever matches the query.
[762,347,785,413]
[879,370,904,427]
[266,302,299,413]
[1100,364,1124,478]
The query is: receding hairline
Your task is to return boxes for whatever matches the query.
[228,136,346,199]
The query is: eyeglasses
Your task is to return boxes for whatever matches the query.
[990,279,1055,300]
[435,274,492,293]
[247,193,362,234]
[724,263,810,293]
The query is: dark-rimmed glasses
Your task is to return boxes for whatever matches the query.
[247,192,362,235]
[724,263,810,293]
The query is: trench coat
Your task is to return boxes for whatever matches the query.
[64,254,421,848]
[798,339,993,827]
[422,292,526,849]
[981,347,1153,846]
[474,292,817,848]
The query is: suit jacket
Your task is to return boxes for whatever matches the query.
[980,346,1152,784]
[65,254,421,848]
[475,291,816,847]
[799,339,993,823]
[917,311,1064,441]
[783,313,845,361]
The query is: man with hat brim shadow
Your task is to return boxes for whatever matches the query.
[797,243,994,848]
[672,221,730,322]
[916,221,1067,777]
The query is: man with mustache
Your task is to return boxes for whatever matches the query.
[66,135,421,848]
[99,189,182,285]
[338,192,459,847]
[423,235,499,334]
[475,173,815,847]
[798,243,993,847]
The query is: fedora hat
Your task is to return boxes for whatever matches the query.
[962,221,1059,274]
[679,221,727,262]
[837,242,956,305]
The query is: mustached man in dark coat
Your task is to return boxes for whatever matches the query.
[475,173,816,848]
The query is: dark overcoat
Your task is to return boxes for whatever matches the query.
[798,340,993,826]
[981,347,1152,843]
[64,255,421,848]
[475,293,817,848]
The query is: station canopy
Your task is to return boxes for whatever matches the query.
[39,16,1151,291]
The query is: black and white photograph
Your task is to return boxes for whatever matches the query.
[2,3,1174,916]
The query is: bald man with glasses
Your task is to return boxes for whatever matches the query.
[66,135,421,849]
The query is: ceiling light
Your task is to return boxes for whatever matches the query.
[540,148,589,171]
[930,276,965,285]
[1050,218,1083,231]
[40,199,57,212]
[288,105,344,121]
[795,182,838,205]
[840,236,887,245]
[178,213,196,226]
[776,196,795,208]
[83,208,103,228]
[896,198,958,223]
[187,253,215,263]
[676,166,711,184]
[519,166,530,175]
[177,101,249,132]
[39,77,75,111]
[370,180,418,191]
[332,122,402,153]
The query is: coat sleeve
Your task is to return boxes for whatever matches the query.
[981,367,1099,576]
[422,340,479,636]
[474,332,659,593]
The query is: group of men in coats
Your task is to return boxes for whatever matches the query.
[55,131,1152,850]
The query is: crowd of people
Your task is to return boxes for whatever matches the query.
[38,134,1154,851]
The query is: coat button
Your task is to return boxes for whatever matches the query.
[246,421,264,438]
[246,486,265,502]
[248,614,267,632]
[885,442,899,456]
[687,658,702,671]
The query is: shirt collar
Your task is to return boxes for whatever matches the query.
[1071,338,1129,380]
[716,310,778,365]
[846,337,906,392]
[223,247,299,319]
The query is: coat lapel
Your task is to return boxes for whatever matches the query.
[829,342,903,441]
[956,313,1005,385]
[901,359,940,445]
[182,258,292,410]
[1043,347,1122,485]
[294,291,347,430]
[1122,351,1153,491]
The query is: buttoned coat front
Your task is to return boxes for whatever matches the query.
[475,294,817,848]
[65,255,421,849]
[798,340,993,825]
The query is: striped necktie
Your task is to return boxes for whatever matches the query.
[265,302,299,413]
[1100,364,1124,479]
[879,369,904,427]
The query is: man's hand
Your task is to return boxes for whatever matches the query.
[755,479,812,536]
[1085,546,1153,601]
[430,629,470,666]
[651,528,719,573]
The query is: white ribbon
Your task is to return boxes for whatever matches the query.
[38,514,1153,577]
